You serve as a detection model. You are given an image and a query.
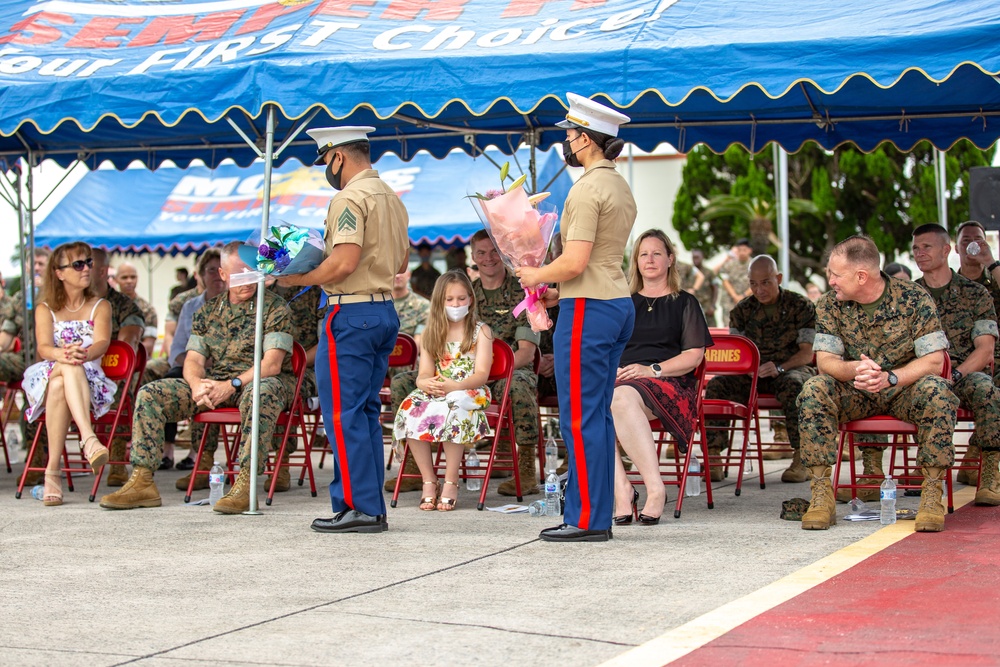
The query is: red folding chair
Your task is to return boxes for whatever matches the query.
[16,340,138,501]
[380,333,419,470]
[88,342,147,495]
[630,359,712,518]
[0,337,24,473]
[266,343,315,505]
[701,334,763,494]
[391,339,522,510]
[184,342,308,504]
[833,353,955,512]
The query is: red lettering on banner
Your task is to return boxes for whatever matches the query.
[65,17,144,48]
[189,202,210,214]
[162,201,186,213]
[0,12,74,46]
[312,0,377,18]
[237,2,312,36]
[211,200,254,213]
[380,0,472,21]
[275,194,301,206]
[301,195,330,208]
[129,12,244,48]
[502,0,606,17]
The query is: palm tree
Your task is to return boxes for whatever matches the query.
[700,195,819,256]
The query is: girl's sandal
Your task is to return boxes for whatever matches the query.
[82,435,109,473]
[43,471,63,507]
[419,481,440,511]
[437,480,459,512]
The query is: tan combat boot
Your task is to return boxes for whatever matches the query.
[498,446,540,496]
[974,450,1000,506]
[708,448,726,482]
[780,449,808,483]
[384,451,424,493]
[265,451,291,493]
[915,466,947,532]
[99,467,161,509]
[106,438,129,486]
[801,466,836,530]
[214,468,251,514]
[176,455,213,491]
[836,447,884,503]
[957,444,981,486]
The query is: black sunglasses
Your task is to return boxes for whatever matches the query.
[58,258,94,271]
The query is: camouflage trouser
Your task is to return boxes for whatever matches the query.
[130,377,292,473]
[390,368,540,446]
[142,357,171,385]
[704,366,816,451]
[0,351,26,384]
[950,372,1000,452]
[797,374,957,468]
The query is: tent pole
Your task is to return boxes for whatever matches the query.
[244,106,275,516]
[934,148,947,226]
[776,144,790,285]
[23,156,36,363]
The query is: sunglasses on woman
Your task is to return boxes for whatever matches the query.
[58,257,94,271]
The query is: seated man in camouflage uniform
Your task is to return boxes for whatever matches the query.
[705,255,817,483]
[392,267,430,349]
[798,235,957,532]
[912,224,1000,505]
[100,242,296,514]
[387,230,541,496]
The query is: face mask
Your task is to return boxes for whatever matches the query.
[325,154,344,190]
[562,137,583,168]
[445,304,469,322]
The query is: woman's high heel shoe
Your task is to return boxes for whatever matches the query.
[613,487,639,526]
[82,435,109,473]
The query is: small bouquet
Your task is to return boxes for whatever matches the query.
[469,163,559,332]
[234,224,325,286]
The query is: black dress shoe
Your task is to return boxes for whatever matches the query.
[175,456,195,471]
[311,510,388,534]
[158,457,174,471]
[539,523,612,542]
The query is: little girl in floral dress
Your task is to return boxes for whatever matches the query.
[393,270,493,511]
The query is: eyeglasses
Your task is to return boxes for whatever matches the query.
[58,258,94,271]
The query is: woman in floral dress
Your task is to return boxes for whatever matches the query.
[394,271,493,511]
[22,242,116,505]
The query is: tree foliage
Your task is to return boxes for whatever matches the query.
[672,140,994,284]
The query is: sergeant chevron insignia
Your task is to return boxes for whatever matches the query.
[338,207,358,233]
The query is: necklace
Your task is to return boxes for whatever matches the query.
[643,295,658,312]
[64,299,87,313]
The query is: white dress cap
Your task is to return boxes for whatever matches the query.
[555,93,630,138]
[306,126,376,164]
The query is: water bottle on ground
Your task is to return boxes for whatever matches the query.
[685,456,702,497]
[528,500,547,517]
[544,470,561,516]
[880,474,897,525]
[31,484,44,501]
[465,450,481,491]
[545,436,559,472]
[208,462,225,505]
[967,241,982,256]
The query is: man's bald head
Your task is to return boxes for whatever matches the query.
[748,255,781,305]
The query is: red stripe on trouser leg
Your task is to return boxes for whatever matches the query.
[324,305,353,509]
[570,301,590,529]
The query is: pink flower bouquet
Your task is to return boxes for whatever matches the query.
[470,165,559,331]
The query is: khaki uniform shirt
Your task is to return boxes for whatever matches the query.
[322,169,409,296]
[916,271,998,368]
[730,288,816,365]
[560,159,636,300]
[813,274,948,370]
[188,289,293,381]
[394,290,430,336]
[473,273,541,353]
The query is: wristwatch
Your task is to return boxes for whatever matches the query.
[886,371,898,387]
[231,377,243,390]
[775,365,786,374]
[952,368,963,383]
[651,363,662,378]
[988,260,1000,274]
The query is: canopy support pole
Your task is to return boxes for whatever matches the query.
[934,148,948,226]
[774,143,790,285]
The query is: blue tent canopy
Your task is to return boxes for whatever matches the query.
[33,148,572,253]
[0,0,998,170]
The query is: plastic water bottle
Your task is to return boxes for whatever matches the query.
[30,484,44,500]
[528,500,547,516]
[967,241,982,256]
[685,456,702,497]
[544,436,559,472]
[208,462,225,505]
[880,474,897,525]
[544,470,561,516]
[465,450,481,491]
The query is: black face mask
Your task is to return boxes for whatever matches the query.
[325,155,344,190]
[562,138,583,168]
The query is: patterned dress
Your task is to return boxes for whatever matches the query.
[393,324,492,445]
[22,300,118,422]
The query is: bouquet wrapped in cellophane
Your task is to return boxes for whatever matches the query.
[470,164,559,331]
[233,224,325,287]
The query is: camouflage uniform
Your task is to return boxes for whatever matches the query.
[130,293,158,343]
[394,289,430,337]
[129,290,295,473]
[166,287,199,323]
[692,265,717,327]
[797,276,958,468]
[104,289,146,461]
[705,288,817,450]
[966,269,1000,383]
[717,256,750,329]
[269,284,324,400]
[0,290,25,383]
[410,264,440,300]
[916,271,1000,450]
[390,272,540,446]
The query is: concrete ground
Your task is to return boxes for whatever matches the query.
[0,440,919,667]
